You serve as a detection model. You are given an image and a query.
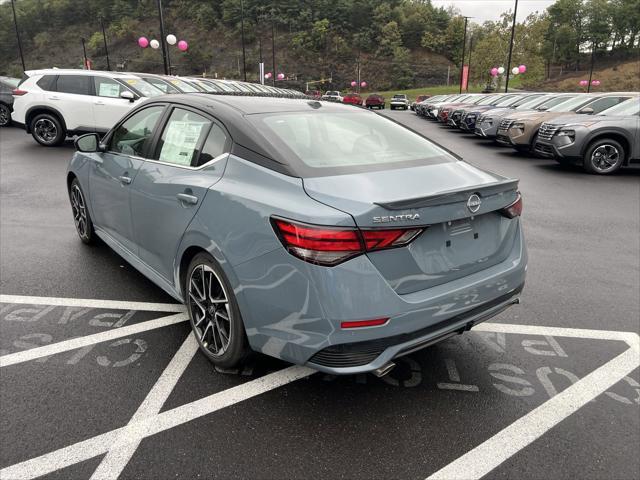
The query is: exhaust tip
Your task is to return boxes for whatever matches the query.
[373,362,396,378]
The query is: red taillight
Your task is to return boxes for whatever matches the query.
[501,193,523,219]
[341,318,389,329]
[12,89,28,96]
[272,218,424,266]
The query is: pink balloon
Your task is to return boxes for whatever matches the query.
[177,40,188,51]
[277,73,285,80]
[138,37,149,48]
[591,80,601,86]
[360,81,367,87]
[518,65,526,73]
[579,80,588,86]
[266,72,272,78]
[490,68,499,77]
[350,81,356,87]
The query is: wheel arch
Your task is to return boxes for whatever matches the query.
[25,106,67,134]
[582,131,632,165]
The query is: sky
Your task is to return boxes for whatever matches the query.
[431,0,555,23]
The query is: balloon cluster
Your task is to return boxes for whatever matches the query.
[138,35,188,52]
[580,79,601,87]
[490,65,526,77]
[350,81,367,88]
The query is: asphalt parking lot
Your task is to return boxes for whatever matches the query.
[1,112,639,480]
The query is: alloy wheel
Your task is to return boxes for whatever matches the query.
[34,118,58,143]
[0,104,9,126]
[590,144,620,173]
[188,264,232,356]
[70,184,88,239]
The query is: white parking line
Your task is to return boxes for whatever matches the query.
[426,324,640,480]
[0,365,315,480]
[0,313,188,367]
[0,294,186,313]
[90,334,199,480]
[1,318,638,480]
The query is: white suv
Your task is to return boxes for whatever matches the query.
[12,69,164,146]
[390,94,409,110]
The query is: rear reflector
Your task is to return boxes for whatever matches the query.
[271,218,424,266]
[12,89,28,96]
[500,193,523,219]
[341,318,389,329]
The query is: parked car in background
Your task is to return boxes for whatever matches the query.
[422,94,469,118]
[67,94,526,375]
[533,97,640,174]
[457,94,524,132]
[410,94,430,111]
[365,93,385,109]
[343,93,363,106]
[0,76,20,127]
[437,94,483,124]
[305,90,322,99]
[415,94,453,117]
[11,69,164,146]
[135,74,201,94]
[475,94,576,139]
[390,94,409,110]
[496,93,634,152]
[321,90,343,102]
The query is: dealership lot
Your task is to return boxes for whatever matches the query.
[1,114,638,480]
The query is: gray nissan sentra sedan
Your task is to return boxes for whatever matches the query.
[67,94,527,376]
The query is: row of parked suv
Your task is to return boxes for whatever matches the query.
[414,91,639,174]
[6,69,306,146]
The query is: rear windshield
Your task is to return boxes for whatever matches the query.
[248,110,454,175]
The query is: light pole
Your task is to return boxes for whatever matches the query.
[240,0,247,81]
[156,0,170,75]
[10,0,26,72]
[81,37,88,69]
[459,16,471,94]
[100,19,111,71]
[504,0,519,93]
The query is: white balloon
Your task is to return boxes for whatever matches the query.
[166,34,177,45]
[497,66,505,75]
[512,67,520,75]
[150,39,160,49]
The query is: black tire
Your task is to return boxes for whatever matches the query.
[69,178,95,244]
[583,138,625,175]
[31,112,65,146]
[186,253,250,369]
[0,103,11,127]
[390,106,395,110]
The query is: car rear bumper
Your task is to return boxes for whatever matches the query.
[233,219,527,374]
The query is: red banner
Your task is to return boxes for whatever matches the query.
[461,65,469,91]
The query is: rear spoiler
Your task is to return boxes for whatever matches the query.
[374,179,519,210]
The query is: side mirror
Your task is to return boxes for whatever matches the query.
[537,105,548,111]
[579,107,594,115]
[74,133,102,153]
[120,90,136,102]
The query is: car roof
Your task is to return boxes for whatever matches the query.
[25,69,135,78]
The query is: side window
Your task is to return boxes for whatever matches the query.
[36,75,57,91]
[156,108,211,167]
[94,77,127,98]
[109,106,164,157]
[197,123,229,166]
[583,96,629,114]
[56,75,91,95]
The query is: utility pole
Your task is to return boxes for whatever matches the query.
[356,56,361,93]
[459,16,470,94]
[81,37,88,69]
[240,0,247,81]
[100,19,111,71]
[258,34,264,85]
[504,0,519,93]
[587,40,596,93]
[10,0,26,72]
[271,20,276,86]
[156,0,170,75]
[467,36,473,92]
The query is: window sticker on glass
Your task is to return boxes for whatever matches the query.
[99,83,121,97]
[159,121,207,166]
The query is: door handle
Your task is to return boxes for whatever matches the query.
[119,175,132,185]
[94,101,105,106]
[176,193,198,205]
